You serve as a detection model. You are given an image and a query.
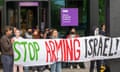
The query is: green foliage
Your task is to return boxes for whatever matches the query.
[0,0,4,6]
[99,0,105,24]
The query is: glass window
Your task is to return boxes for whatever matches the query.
[51,0,65,29]
[6,2,18,27]
[99,0,105,24]
[0,0,4,6]
[50,0,88,37]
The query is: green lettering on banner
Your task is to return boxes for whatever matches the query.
[21,41,27,62]
[33,42,40,61]
[13,41,40,62]
[28,42,40,61]
[28,42,35,61]
[13,36,120,66]
[13,41,21,61]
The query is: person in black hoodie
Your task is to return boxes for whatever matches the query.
[99,24,110,72]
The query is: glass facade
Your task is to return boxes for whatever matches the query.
[5,1,49,30]
[0,0,4,34]
[2,0,106,36]
[50,0,88,36]
[6,2,18,27]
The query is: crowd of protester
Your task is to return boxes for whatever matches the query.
[0,24,110,72]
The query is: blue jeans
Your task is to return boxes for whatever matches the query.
[50,62,61,72]
[1,55,13,72]
[24,66,29,72]
[90,60,101,72]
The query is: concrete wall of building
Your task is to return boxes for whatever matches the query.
[109,0,120,72]
[110,0,120,37]
[88,0,99,35]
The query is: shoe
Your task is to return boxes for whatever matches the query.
[70,65,73,69]
[34,70,38,72]
[77,64,80,69]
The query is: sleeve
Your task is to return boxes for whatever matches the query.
[1,37,11,52]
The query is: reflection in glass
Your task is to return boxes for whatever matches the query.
[51,0,88,36]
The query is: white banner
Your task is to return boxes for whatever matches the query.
[13,36,120,66]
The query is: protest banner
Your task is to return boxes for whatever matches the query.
[13,36,120,66]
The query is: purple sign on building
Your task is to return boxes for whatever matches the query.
[61,8,78,26]
[19,2,39,6]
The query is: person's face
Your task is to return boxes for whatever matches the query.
[6,29,12,36]
[28,29,32,34]
[15,30,20,37]
[52,30,58,38]
[70,28,76,34]
[102,24,106,30]
[33,31,38,35]
[94,27,99,35]
[14,27,17,33]
[96,27,99,31]
[28,29,32,32]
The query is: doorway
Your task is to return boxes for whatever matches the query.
[20,7,38,29]
[5,1,49,31]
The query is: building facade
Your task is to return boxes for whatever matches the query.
[0,0,120,72]
[3,0,49,31]
[2,0,91,36]
[1,0,115,37]
[0,0,4,34]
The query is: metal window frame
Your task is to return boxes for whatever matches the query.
[0,6,3,32]
[4,0,51,29]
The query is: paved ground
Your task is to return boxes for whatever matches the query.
[0,62,97,72]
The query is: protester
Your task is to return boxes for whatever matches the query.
[43,28,49,39]
[43,28,53,70]
[99,24,106,36]
[33,29,40,39]
[0,26,13,72]
[43,28,52,39]
[66,27,85,69]
[99,24,110,72]
[11,29,24,72]
[11,27,17,37]
[50,29,62,72]
[90,26,100,72]
[90,24,110,72]
[24,27,33,72]
[32,29,46,72]
[25,27,33,39]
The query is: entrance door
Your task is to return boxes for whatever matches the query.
[20,7,38,29]
[5,1,49,32]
